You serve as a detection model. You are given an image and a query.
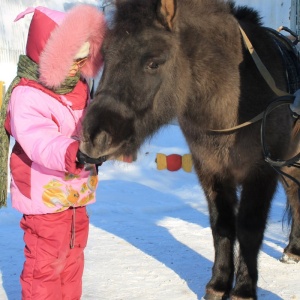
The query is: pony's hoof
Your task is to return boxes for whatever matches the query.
[202,291,228,300]
[280,253,300,264]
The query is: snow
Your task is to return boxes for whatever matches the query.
[0,1,299,299]
[0,124,299,300]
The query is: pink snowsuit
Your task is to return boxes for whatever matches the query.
[5,6,106,299]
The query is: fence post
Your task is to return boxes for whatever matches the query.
[0,81,5,109]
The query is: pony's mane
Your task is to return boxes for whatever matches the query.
[229,2,263,26]
[114,0,157,33]
[112,0,263,33]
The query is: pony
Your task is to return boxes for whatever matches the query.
[80,0,300,299]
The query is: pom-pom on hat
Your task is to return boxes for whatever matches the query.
[14,5,106,88]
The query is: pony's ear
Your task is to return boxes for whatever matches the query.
[157,0,177,30]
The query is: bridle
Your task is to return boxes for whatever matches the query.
[209,25,293,133]
[209,25,300,187]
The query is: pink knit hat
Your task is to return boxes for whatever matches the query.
[15,5,106,88]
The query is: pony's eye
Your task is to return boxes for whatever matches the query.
[143,55,166,71]
[148,61,159,69]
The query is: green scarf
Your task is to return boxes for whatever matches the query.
[0,55,80,207]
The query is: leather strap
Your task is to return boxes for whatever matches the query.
[239,26,289,97]
[209,26,290,133]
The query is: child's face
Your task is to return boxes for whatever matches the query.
[68,57,88,76]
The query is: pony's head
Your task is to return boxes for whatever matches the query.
[80,0,190,159]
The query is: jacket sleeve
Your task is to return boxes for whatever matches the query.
[9,86,83,174]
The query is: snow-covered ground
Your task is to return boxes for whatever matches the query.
[0,1,299,299]
[0,124,299,300]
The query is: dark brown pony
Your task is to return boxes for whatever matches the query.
[80,0,300,299]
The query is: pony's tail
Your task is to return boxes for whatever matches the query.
[292,119,300,139]
[283,202,292,229]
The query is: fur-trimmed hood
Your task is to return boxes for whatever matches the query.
[15,5,106,88]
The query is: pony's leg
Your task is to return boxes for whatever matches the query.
[232,169,278,299]
[196,170,237,299]
[280,166,300,263]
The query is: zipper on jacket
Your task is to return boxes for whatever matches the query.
[70,206,76,249]
[61,95,82,141]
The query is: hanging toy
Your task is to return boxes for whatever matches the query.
[156,153,193,172]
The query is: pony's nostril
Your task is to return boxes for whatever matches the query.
[92,131,112,150]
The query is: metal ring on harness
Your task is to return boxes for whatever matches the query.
[261,94,300,168]
[261,95,300,189]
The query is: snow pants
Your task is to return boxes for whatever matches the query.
[20,206,89,300]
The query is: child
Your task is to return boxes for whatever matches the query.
[4,5,106,299]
